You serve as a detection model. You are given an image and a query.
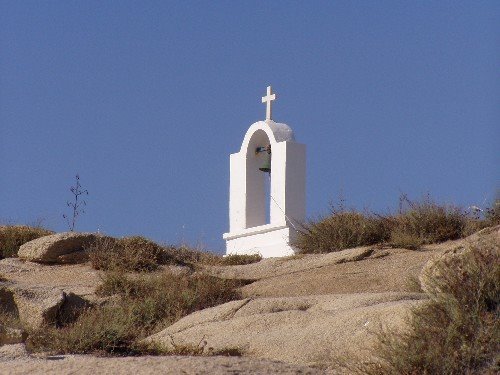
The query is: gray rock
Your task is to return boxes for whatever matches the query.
[18,232,104,264]
[1,283,65,330]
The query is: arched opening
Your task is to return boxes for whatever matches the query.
[245,129,272,229]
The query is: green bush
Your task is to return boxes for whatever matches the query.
[0,225,53,258]
[28,271,243,355]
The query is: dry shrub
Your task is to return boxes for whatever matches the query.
[389,196,468,249]
[344,235,499,374]
[295,207,389,254]
[218,254,262,266]
[28,271,242,355]
[485,200,500,226]
[89,236,178,272]
[295,196,492,254]
[161,245,221,266]
[162,246,261,266]
[0,225,53,258]
[89,237,262,271]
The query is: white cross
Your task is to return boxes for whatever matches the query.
[261,85,276,121]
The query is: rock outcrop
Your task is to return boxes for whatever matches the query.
[1,283,65,330]
[17,232,102,264]
[419,225,499,294]
[144,292,427,366]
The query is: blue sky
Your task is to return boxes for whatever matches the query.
[1,1,498,253]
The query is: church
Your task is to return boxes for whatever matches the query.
[223,87,306,258]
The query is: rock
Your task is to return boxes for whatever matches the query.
[0,325,27,345]
[1,284,65,330]
[206,245,440,298]
[144,292,426,366]
[419,225,500,294]
[0,343,30,362]
[207,246,376,281]
[0,354,322,374]
[17,232,104,264]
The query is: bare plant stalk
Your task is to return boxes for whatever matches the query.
[63,174,88,232]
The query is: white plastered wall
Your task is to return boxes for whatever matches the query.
[223,120,305,258]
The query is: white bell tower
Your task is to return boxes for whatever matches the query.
[223,86,306,258]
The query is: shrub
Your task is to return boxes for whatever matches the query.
[217,254,262,266]
[28,271,243,355]
[161,245,221,266]
[389,196,468,248]
[345,235,500,374]
[295,195,491,254]
[0,225,53,258]
[89,236,176,272]
[295,207,390,254]
[485,199,500,227]
[89,237,262,272]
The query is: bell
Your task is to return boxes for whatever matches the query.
[259,153,271,173]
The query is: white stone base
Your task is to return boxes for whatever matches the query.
[223,223,298,258]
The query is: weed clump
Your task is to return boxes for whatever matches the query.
[27,271,242,355]
[0,225,53,259]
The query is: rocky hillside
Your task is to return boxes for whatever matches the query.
[0,226,498,374]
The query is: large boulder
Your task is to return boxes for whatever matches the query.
[144,292,426,366]
[18,232,102,264]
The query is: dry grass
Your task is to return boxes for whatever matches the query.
[295,205,390,254]
[388,196,468,249]
[295,196,496,253]
[217,254,262,266]
[89,236,181,272]
[0,225,53,258]
[161,246,262,266]
[338,235,499,374]
[89,237,262,272]
[27,270,243,355]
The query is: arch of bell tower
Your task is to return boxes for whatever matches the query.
[223,87,306,258]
